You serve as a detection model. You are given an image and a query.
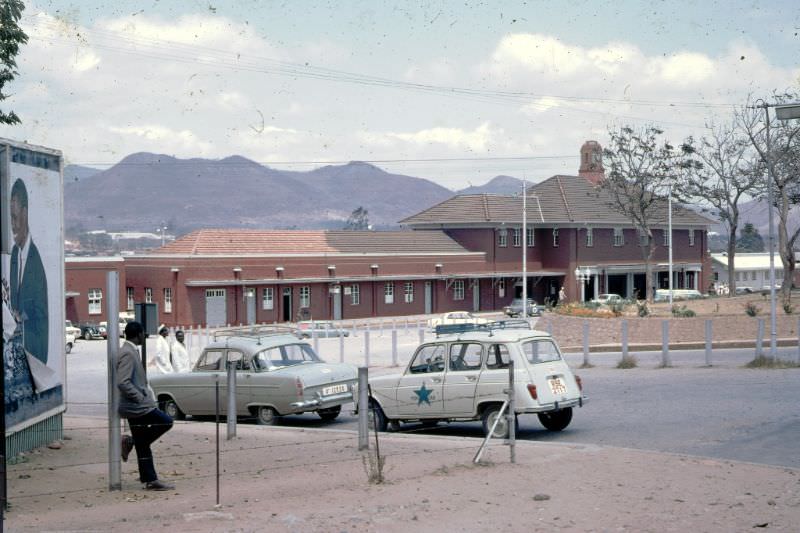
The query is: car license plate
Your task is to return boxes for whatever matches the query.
[548,377,567,395]
[322,384,348,396]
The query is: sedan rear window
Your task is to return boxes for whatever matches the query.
[522,339,561,364]
[255,343,320,369]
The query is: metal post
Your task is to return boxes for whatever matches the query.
[358,367,369,450]
[764,106,778,361]
[704,319,712,367]
[621,319,629,359]
[522,179,527,322]
[106,271,122,490]
[215,378,220,507]
[582,320,590,367]
[756,318,765,356]
[364,330,370,367]
[418,327,424,345]
[668,185,673,308]
[312,328,319,354]
[547,319,553,336]
[339,333,344,363]
[797,318,800,364]
[391,329,398,366]
[507,360,516,464]
[226,361,237,440]
[661,320,670,367]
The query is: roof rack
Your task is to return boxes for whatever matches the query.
[434,319,533,337]
[213,325,297,343]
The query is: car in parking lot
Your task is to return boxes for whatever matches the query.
[427,311,488,329]
[363,321,587,437]
[654,289,707,302]
[502,298,541,317]
[295,320,350,339]
[592,293,624,305]
[65,320,81,338]
[65,331,76,354]
[79,324,104,340]
[149,326,358,425]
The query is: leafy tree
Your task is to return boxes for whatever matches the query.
[736,223,765,252]
[0,0,28,125]
[681,120,761,296]
[600,125,695,302]
[343,206,370,230]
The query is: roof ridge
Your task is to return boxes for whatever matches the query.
[483,194,490,221]
[555,176,574,222]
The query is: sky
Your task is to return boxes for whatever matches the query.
[1,0,798,190]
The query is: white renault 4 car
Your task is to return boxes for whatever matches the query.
[366,322,587,437]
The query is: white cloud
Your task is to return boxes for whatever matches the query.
[108,124,213,153]
[384,122,497,152]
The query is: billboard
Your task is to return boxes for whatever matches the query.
[1,139,65,432]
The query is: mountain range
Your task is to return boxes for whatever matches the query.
[63,154,526,234]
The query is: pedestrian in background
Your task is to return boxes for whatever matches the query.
[171,330,191,373]
[149,325,174,374]
[117,321,175,491]
[558,286,567,304]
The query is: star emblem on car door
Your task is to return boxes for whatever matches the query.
[414,383,433,406]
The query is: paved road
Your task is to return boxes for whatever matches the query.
[66,337,800,469]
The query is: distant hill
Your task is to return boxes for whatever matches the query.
[63,153,460,233]
[64,164,102,183]
[457,175,524,195]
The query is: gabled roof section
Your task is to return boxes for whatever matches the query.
[402,175,715,227]
[152,229,473,256]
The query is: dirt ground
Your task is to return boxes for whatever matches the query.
[5,415,800,532]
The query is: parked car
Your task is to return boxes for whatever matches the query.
[99,313,133,337]
[295,320,350,339]
[734,286,754,295]
[149,327,358,424]
[592,293,624,305]
[654,289,707,302]
[427,311,488,329]
[502,298,541,317]
[65,332,76,354]
[362,322,587,437]
[65,320,81,338]
[79,324,104,340]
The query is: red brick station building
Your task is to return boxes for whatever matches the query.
[65,142,713,327]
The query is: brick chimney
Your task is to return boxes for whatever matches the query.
[578,140,605,185]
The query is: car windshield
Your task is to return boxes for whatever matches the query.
[522,339,562,364]
[254,343,321,370]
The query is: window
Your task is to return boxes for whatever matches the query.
[299,286,310,308]
[409,344,446,374]
[735,272,740,282]
[638,230,648,247]
[88,288,102,315]
[145,287,153,303]
[523,339,562,364]
[586,228,593,247]
[498,228,507,247]
[486,344,510,369]
[384,282,394,304]
[448,343,483,371]
[206,289,225,298]
[552,228,559,247]
[663,229,670,247]
[164,287,172,313]
[126,287,134,310]
[262,287,274,310]
[197,350,223,371]
[526,227,534,247]
[613,228,624,246]
[498,279,505,298]
[404,282,414,303]
[751,271,757,281]
[689,229,695,246]
[453,280,465,300]
[512,228,521,247]
[350,284,360,305]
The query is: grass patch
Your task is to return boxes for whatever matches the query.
[616,354,638,369]
[744,355,800,369]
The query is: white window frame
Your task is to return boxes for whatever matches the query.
[262,287,274,310]
[206,289,225,298]
[145,287,153,304]
[498,279,506,298]
[498,228,507,248]
[512,228,521,247]
[350,284,360,305]
[586,227,593,247]
[384,282,394,304]
[526,228,534,247]
[689,229,695,246]
[88,288,102,315]
[552,228,559,247]
[663,229,670,247]
[163,287,172,313]
[404,282,414,303]
[453,280,465,300]
[126,287,134,311]
[299,286,310,308]
[613,228,624,247]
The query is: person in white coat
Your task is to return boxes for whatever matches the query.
[171,330,191,373]
[148,325,174,374]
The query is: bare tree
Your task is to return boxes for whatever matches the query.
[600,125,694,302]
[0,0,28,125]
[343,206,370,230]
[681,120,761,296]
[739,93,800,304]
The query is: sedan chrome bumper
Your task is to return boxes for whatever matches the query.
[290,391,353,409]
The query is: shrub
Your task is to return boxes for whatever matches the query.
[744,355,800,369]
[616,354,638,369]
[783,302,794,315]
[609,301,627,316]
[671,304,696,318]
[744,302,760,317]
[635,300,649,317]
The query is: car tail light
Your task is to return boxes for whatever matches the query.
[527,384,538,399]
[575,375,583,391]
[295,377,304,398]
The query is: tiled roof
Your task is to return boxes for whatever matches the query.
[152,229,474,255]
[401,175,714,227]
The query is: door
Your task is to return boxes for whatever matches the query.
[397,344,445,417]
[472,279,480,311]
[244,288,256,325]
[282,287,292,322]
[205,289,226,327]
[442,342,482,416]
[424,282,432,314]
[333,287,342,320]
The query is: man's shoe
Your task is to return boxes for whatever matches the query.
[145,479,175,491]
[121,435,134,463]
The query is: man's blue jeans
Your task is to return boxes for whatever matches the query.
[128,408,173,483]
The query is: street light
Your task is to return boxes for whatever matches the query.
[157,225,168,247]
[574,267,590,302]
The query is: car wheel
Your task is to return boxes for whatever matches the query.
[537,407,573,431]
[481,404,511,438]
[256,406,279,426]
[161,398,186,421]
[367,400,388,432]
[317,405,341,421]
[82,331,90,340]
[65,343,72,354]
